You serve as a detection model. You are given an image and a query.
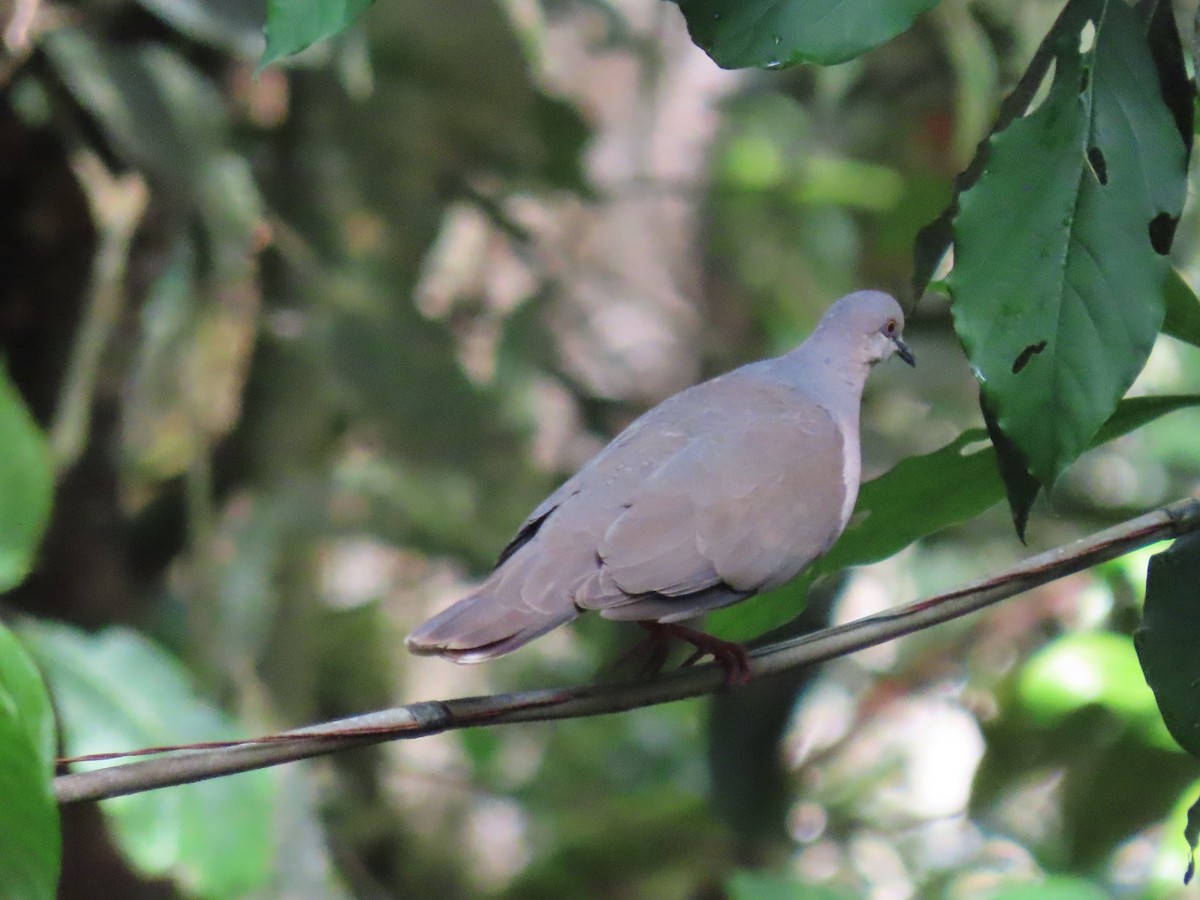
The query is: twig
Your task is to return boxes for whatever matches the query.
[49,153,148,474]
[0,3,78,87]
[3,0,39,51]
[54,495,1200,805]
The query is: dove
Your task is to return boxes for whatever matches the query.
[407,290,914,682]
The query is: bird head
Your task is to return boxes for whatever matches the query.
[820,290,915,368]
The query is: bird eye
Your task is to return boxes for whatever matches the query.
[884,319,897,336]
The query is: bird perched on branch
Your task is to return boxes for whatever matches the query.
[407,290,915,683]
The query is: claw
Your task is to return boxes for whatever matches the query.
[633,622,751,686]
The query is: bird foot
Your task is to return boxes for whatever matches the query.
[634,622,752,686]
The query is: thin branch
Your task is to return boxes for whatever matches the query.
[3,0,38,50]
[50,153,148,474]
[55,495,1200,805]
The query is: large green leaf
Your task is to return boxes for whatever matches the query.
[0,625,59,900]
[949,0,1187,492]
[0,367,53,592]
[707,393,1200,641]
[261,0,374,68]
[20,623,274,899]
[673,0,939,69]
[1135,532,1200,758]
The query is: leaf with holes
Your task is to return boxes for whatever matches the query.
[672,0,939,70]
[949,0,1187,503]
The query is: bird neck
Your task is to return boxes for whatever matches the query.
[777,339,872,424]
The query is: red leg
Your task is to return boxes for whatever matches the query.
[636,621,752,685]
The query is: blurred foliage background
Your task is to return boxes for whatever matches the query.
[2,0,1200,897]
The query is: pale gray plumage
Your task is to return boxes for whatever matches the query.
[407,290,914,665]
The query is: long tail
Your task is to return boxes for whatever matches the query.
[406,587,577,664]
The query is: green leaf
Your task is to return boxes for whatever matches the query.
[0,366,53,592]
[673,0,939,69]
[949,0,1188,490]
[708,393,1200,641]
[1164,268,1200,350]
[813,431,997,576]
[1092,394,1200,444]
[19,623,275,898]
[261,0,374,69]
[1135,532,1200,758]
[0,625,60,900]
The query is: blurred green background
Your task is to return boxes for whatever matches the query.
[2,0,1200,896]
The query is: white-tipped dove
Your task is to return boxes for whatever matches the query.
[407,290,914,682]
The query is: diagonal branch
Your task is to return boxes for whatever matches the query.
[55,496,1200,805]
[51,153,148,475]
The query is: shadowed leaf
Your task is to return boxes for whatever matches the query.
[673,0,938,69]
[1136,531,1200,757]
[949,0,1188,504]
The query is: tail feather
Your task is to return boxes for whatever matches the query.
[406,591,577,663]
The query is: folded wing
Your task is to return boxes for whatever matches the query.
[575,378,850,620]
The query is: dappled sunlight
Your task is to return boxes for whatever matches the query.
[4,0,1200,895]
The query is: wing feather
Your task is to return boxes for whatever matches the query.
[582,384,849,619]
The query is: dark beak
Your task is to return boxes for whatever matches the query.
[893,336,916,367]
